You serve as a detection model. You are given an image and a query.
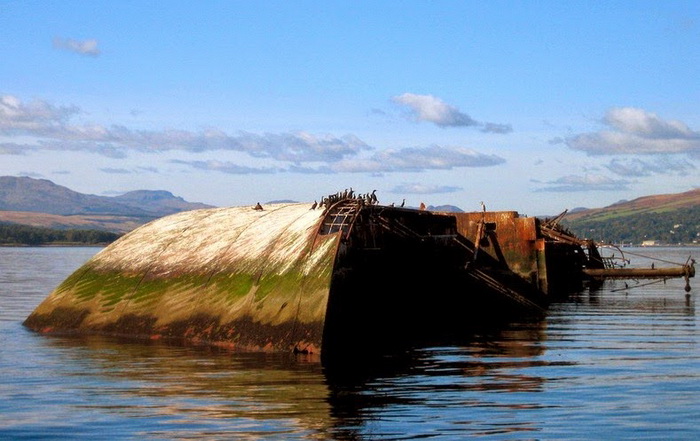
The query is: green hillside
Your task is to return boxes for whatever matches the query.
[560,189,700,245]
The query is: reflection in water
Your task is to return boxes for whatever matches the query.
[28,318,557,440]
[35,335,332,439]
[1,247,698,440]
[323,319,557,440]
[580,279,695,314]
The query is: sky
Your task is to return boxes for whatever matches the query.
[1,1,699,216]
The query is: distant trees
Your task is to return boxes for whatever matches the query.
[0,223,121,245]
[562,206,700,245]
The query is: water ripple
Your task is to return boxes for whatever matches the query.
[1,247,698,440]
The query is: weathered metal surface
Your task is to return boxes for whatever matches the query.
[448,211,552,291]
[583,266,695,279]
[25,199,563,356]
[451,212,540,275]
[539,216,694,290]
[24,203,340,353]
[321,205,550,359]
[30,194,681,357]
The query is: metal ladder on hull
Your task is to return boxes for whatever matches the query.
[319,199,363,237]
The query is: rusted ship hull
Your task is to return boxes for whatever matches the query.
[322,206,548,357]
[24,194,693,358]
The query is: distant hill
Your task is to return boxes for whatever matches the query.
[0,176,144,216]
[560,188,700,245]
[0,176,212,216]
[112,189,212,216]
[0,176,214,233]
[428,204,464,213]
[568,207,589,214]
[563,188,700,223]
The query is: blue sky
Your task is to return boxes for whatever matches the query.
[1,1,699,215]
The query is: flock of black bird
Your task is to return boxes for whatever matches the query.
[253,188,409,212]
[312,188,378,211]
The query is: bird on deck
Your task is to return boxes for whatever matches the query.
[400,199,405,208]
[254,202,263,211]
[310,201,317,210]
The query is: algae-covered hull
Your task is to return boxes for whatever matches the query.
[24,203,339,353]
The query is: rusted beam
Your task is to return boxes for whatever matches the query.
[583,266,695,279]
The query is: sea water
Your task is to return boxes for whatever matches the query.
[1,246,698,440]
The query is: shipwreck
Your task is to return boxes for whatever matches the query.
[24,191,695,359]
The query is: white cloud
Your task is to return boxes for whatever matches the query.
[481,122,513,134]
[100,168,132,174]
[0,142,36,155]
[53,37,101,57]
[172,145,505,175]
[391,183,463,194]
[605,157,696,177]
[534,174,631,192]
[0,95,79,133]
[331,145,505,173]
[2,94,506,178]
[566,107,700,155]
[171,160,279,174]
[0,94,370,162]
[604,107,697,139]
[391,93,513,133]
[287,165,334,174]
[392,93,478,127]
[548,136,565,145]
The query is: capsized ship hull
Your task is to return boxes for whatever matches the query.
[25,196,624,356]
[24,203,338,353]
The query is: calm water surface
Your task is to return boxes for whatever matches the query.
[1,246,698,440]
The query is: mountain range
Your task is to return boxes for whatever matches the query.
[0,176,213,233]
[1,176,698,242]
